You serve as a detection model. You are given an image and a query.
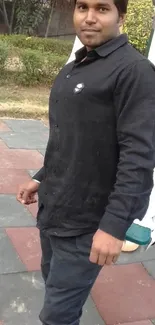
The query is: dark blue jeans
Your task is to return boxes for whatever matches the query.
[39,231,102,325]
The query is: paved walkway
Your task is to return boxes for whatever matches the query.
[0,118,155,325]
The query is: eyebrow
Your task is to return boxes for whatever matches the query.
[76,0,111,5]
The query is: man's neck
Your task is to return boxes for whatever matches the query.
[86,33,121,52]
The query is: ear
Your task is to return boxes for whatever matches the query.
[118,14,126,28]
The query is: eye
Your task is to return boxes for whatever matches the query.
[98,7,108,13]
[77,4,87,11]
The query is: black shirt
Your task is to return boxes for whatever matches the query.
[34,34,155,240]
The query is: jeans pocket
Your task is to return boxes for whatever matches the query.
[47,234,101,289]
[75,233,94,257]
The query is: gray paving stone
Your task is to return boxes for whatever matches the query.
[0,132,47,149]
[38,149,46,156]
[81,296,105,325]
[0,229,26,274]
[143,259,155,279]
[0,195,35,227]
[0,271,104,325]
[0,271,43,324]
[4,119,48,133]
[28,169,39,177]
[116,245,155,265]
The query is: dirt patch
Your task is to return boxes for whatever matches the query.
[0,84,50,120]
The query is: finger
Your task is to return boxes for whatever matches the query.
[30,194,37,202]
[26,198,37,205]
[21,190,29,204]
[105,254,114,266]
[112,255,119,264]
[31,198,37,203]
[98,252,107,266]
[16,190,24,203]
[29,194,37,204]
[26,195,36,204]
[89,247,99,264]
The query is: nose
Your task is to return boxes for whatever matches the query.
[85,9,97,25]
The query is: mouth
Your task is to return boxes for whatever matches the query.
[81,29,99,33]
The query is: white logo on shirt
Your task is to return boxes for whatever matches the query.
[74,83,85,94]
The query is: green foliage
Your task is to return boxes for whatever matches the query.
[0,34,73,57]
[43,53,67,84]
[15,0,45,35]
[0,34,70,86]
[0,40,9,72]
[18,48,67,86]
[124,0,153,54]
[19,49,44,85]
[0,0,153,86]
[0,0,153,56]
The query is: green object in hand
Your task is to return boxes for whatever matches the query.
[125,223,152,246]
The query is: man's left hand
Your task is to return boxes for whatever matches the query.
[89,229,123,266]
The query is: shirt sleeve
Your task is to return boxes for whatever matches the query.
[99,59,155,240]
[33,167,45,183]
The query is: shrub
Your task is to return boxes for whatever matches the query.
[19,49,44,85]
[43,53,67,84]
[0,40,9,72]
[0,34,73,57]
[124,0,153,55]
[18,48,68,86]
[0,0,153,56]
[0,0,153,86]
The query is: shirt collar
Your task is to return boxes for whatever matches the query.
[75,34,128,62]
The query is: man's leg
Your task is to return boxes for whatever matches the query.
[39,233,102,325]
[40,231,53,283]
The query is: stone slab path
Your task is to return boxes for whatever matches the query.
[0,119,155,325]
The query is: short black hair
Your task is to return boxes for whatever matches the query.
[74,0,128,14]
[114,0,128,14]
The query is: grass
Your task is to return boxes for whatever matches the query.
[0,83,50,121]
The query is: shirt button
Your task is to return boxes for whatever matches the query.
[66,74,71,79]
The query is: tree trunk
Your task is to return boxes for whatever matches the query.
[9,0,17,34]
[45,0,56,38]
[0,7,3,16]
[1,0,10,34]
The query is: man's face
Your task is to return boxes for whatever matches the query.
[73,0,125,50]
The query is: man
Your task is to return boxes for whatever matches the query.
[17,0,155,324]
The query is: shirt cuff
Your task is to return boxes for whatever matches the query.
[33,179,40,184]
[99,212,132,241]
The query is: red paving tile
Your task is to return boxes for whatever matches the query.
[27,202,38,218]
[0,169,31,194]
[120,321,152,325]
[6,227,41,271]
[0,149,43,169]
[0,121,10,131]
[92,264,155,325]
